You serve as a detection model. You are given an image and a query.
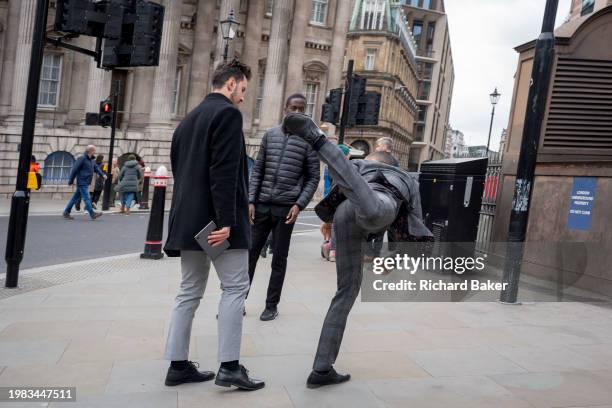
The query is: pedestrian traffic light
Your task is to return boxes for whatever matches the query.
[98,99,113,127]
[102,0,165,68]
[321,88,343,125]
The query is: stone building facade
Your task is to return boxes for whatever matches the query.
[0,0,354,198]
[342,0,419,169]
[402,0,454,171]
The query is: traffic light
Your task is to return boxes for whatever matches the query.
[54,0,125,39]
[356,92,382,126]
[347,75,366,126]
[102,0,165,68]
[55,0,93,34]
[321,88,343,125]
[99,99,113,127]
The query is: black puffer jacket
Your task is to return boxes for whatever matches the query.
[249,125,320,209]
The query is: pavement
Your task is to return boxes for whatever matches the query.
[0,231,612,407]
[0,198,159,217]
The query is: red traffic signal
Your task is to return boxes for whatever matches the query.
[98,98,113,127]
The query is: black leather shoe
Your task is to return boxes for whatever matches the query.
[165,361,215,386]
[283,113,327,149]
[306,367,351,389]
[260,307,278,321]
[215,364,265,391]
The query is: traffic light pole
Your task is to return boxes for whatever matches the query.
[500,0,558,304]
[338,59,354,145]
[102,79,121,211]
[5,0,50,288]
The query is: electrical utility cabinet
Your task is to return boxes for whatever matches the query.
[418,158,488,243]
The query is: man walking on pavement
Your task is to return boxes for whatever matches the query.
[163,60,264,391]
[283,113,432,389]
[248,93,320,321]
[62,145,105,220]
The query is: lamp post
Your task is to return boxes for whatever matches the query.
[485,87,501,157]
[220,9,239,61]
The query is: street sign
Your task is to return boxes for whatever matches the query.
[567,177,597,231]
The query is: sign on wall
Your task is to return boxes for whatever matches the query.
[567,177,597,231]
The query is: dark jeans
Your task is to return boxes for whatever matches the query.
[64,185,95,218]
[248,210,296,309]
[91,189,103,205]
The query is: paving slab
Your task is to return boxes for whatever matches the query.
[489,370,612,408]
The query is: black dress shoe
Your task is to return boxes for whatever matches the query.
[215,364,265,391]
[260,307,278,321]
[283,113,327,149]
[306,367,351,389]
[165,361,215,386]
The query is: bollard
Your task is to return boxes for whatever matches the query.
[141,166,168,260]
[140,166,151,210]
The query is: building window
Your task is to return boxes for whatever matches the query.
[414,124,425,142]
[426,21,436,55]
[255,73,265,120]
[581,0,595,15]
[304,82,319,118]
[361,0,385,30]
[422,0,431,9]
[412,20,423,48]
[38,54,62,107]
[43,151,75,185]
[418,81,431,100]
[311,0,328,24]
[417,104,428,122]
[172,67,182,115]
[265,0,273,16]
[365,49,376,71]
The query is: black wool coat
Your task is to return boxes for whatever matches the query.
[164,93,250,256]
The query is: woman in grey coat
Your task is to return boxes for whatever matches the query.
[116,155,142,215]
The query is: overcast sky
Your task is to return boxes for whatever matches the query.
[445,0,572,150]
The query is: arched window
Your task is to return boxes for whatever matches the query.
[43,151,75,185]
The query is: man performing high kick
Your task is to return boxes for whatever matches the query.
[282,113,432,389]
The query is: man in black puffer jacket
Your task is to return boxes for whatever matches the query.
[248,93,320,321]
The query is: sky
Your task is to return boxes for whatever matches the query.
[444,0,572,150]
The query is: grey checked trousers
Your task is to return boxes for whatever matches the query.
[313,141,399,372]
[164,249,250,363]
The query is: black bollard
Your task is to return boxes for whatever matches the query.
[141,166,168,260]
[140,166,151,210]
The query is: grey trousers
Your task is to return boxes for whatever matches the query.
[164,249,250,363]
[313,141,399,372]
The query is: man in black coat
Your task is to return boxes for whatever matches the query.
[248,93,320,321]
[163,60,264,391]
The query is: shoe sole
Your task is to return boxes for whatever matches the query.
[214,379,265,391]
[306,376,351,389]
[165,375,215,387]
[260,312,278,321]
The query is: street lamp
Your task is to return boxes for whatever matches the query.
[485,87,501,157]
[220,9,239,61]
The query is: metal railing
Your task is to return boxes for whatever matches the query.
[475,152,503,255]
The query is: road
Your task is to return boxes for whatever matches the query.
[0,212,322,272]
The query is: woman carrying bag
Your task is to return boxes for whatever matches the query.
[116,155,142,215]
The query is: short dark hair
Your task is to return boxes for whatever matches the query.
[211,59,252,89]
[285,93,307,107]
[366,151,399,167]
